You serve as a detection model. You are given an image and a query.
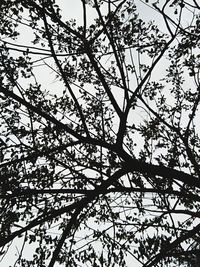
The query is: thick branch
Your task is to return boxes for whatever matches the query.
[0,86,82,140]
[0,201,81,248]
[0,167,126,248]
[126,159,200,188]
[0,188,94,199]
[48,202,85,267]
[143,223,200,267]
[84,41,123,118]
[116,147,200,189]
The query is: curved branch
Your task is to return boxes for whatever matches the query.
[144,223,200,267]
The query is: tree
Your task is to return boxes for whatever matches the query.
[0,0,200,266]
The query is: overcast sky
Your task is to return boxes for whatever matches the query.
[1,1,198,266]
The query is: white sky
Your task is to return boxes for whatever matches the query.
[1,1,200,267]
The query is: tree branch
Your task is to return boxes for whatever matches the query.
[143,223,200,267]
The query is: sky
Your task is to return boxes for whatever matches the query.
[1,1,170,266]
[1,1,199,266]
